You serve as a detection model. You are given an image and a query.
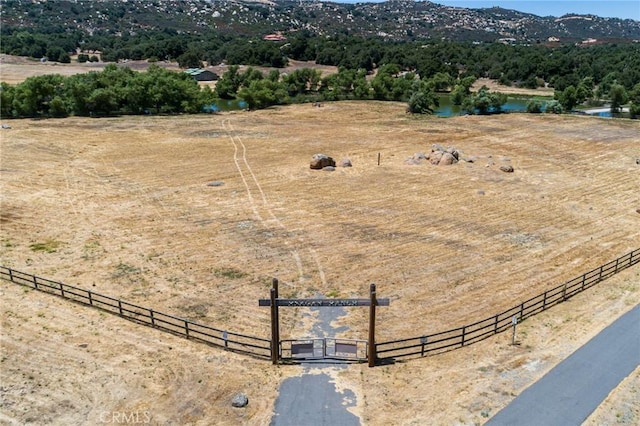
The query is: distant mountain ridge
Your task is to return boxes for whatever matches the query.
[1,0,639,42]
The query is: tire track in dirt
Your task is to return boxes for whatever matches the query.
[221,118,327,288]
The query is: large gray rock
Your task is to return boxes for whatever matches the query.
[310,154,335,170]
[429,150,443,165]
[232,393,249,408]
[438,152,458,165]
[500,165,515,173]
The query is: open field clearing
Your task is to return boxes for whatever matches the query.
[1,102,639,424]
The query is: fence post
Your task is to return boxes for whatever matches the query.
[185,320,190,338]
[118,300,123,315]
[598,265,603,281]
[494,314,499,334]
[270,284,278,365]
[581,273,586,291]
[273,278,280,363]
[150,309,155,326]
[562,282,568,301]
[461,326,466,347]
[420,336,427,357]
[59,282,65,297]
[368,283,377,367]
[32,275,38,289]
[542,291,547,311]
[614,258,619,273]
[88,290,93,306]
[8,268,13,282]
[520,303,524,320]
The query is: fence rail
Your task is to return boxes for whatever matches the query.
[0,267,271,359]
[376,248,639,362]
[1,248,637,365]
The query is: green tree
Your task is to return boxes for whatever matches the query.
[87,87,118,115]
[215,65,241,99]
[526,99,543,113]
[371,63,401,101]
[238,79,287,110]
[628,83,640,119]
[557,85,578,111]
[545,100,563,114]
[0,83,15,118]
[48,96,68,117]
[177,50,203,68]
[609,84,628,113]
[407,88,438,114]
[430,72,454,92]
[462,86,506,115]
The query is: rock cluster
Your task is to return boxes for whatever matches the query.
[405,144,462,166]
[405,144,516,172]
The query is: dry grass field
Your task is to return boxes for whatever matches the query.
[1,57,639,425]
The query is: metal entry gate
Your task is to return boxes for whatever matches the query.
[280,338,368,361]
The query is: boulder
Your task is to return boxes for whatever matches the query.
[438,152,458,165]
[445,147,459,160]
[338,157,352,167]
[429,151,444,165]
[404,158,421,165]
[500,165,514,173]
[323,166,335,172]
[232,393,249,408]
[413,152,427,161]
[310,154,335,170]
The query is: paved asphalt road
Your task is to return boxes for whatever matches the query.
[271,303,361,426]
[487,304,640,426]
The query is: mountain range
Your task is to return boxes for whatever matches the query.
[2,0,639,43]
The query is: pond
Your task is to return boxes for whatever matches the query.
[204,99,248,112]
[206,97,623,118]
[435,95,538,117]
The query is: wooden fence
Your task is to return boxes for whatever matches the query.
[375,248,640,362]
[0,267,271,359]
[1,248,637,365]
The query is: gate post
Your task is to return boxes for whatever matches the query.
[273,278,280,363]
[368,283,377,367]
[270,279,280,365]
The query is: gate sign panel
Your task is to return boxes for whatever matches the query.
[259,298,389,307]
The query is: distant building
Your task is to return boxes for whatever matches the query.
[184,68,218,81]
[263,33,287,42]
[548,36,560,42]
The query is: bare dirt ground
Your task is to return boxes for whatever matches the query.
[1,58,639,425]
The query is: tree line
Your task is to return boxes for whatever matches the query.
[3,59,639,119]
[2,26,640,91]
[0,65,215,118]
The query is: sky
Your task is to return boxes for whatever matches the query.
[334,1,640,21]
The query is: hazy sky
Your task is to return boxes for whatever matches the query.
[334,1,640,21]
